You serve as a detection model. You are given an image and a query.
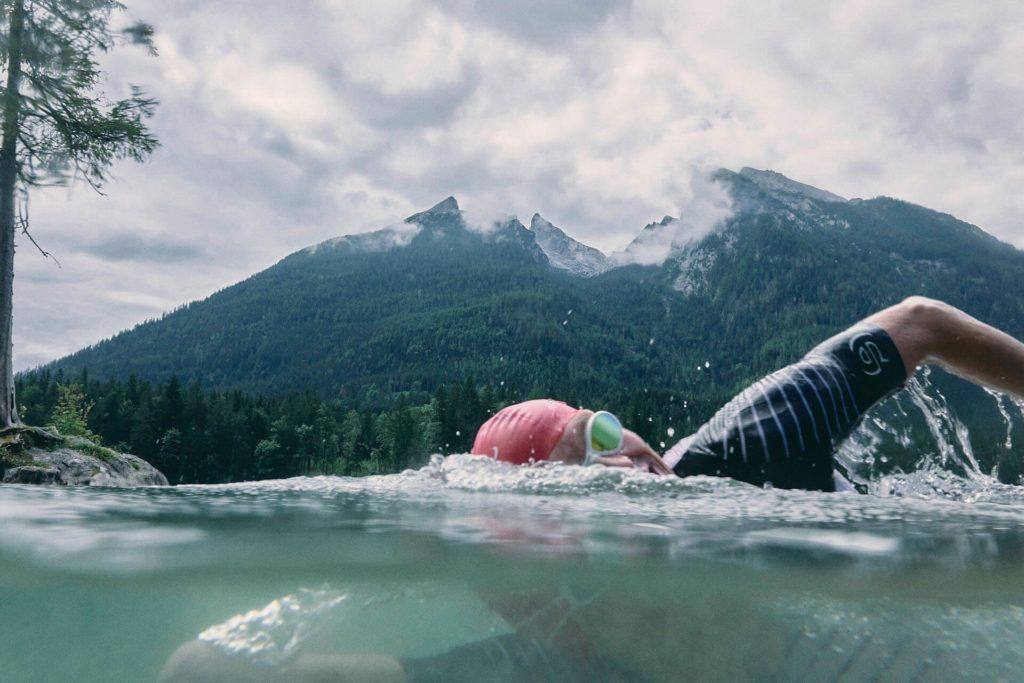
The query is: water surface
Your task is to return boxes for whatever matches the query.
[3,449,1024,682]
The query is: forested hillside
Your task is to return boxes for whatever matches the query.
[39,169,1024,403]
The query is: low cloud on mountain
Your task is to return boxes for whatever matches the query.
[615,173,735,266]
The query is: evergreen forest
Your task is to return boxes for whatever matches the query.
[16,370,724,484]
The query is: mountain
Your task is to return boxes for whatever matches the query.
[38,169,1024,409]
[46,195,680,400]
[529,214,610,277]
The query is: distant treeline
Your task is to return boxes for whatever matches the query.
[16,370,725,484]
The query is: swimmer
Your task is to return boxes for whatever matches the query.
[472,297,1024,491]
[159,297,1024,682]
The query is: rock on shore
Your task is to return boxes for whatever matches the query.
[1,429,168,486]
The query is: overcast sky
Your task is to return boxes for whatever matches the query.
[14,0,1024,371]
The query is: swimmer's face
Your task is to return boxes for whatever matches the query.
[547,410,672,475]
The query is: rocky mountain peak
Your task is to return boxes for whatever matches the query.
[427,196,460,213]
[404,196,462,226]
[529,213,555,231]
[529,214,610,277]
[738,168,847,204]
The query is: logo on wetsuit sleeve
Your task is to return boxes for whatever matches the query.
[848,332,889,376]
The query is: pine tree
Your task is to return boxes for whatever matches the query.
[48,382,98,441]
[0,0,158,430]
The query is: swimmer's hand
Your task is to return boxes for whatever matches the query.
[592,429,672,475]
[159,640,407,682]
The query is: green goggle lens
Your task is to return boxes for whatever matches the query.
[590,413,623,452]
[582,411,624,466]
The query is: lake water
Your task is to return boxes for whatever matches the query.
[3,455,1024,682]
[3,376,1024,682]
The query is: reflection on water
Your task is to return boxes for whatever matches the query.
[0,373,1023,681]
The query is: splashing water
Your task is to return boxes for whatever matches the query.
[985,386,1016,449]
[836,366,1024,498]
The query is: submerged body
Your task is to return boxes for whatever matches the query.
[146,457,1024,683]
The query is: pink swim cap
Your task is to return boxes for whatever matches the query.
[472,399,583,464]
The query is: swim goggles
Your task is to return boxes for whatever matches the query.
[582,411,625,466]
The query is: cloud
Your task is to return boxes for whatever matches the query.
[71,233,204,263]
[306,221,423,254]
[460,206,513,236]
[673,173,735,248]
[436,0,631,46]
[612,171,734,266]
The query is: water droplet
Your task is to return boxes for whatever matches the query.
[649,338,655,345]
[455,430,460,436]
[704,361,710,368]
[667,427,675,437]
[659,442,666,448]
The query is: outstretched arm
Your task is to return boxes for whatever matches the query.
[866,297,1024,398]
[158,640,407,682]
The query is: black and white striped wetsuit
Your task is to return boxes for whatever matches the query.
[666,325,908,491]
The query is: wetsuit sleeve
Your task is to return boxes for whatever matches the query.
[672,325,907,491]
[399,634,641,682]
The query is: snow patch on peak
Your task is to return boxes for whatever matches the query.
[529,214,610,277]
[739,168,847,204]
[529,214,554,232]
[304,221,423,255]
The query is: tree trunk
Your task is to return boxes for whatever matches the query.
[0,0,26,429]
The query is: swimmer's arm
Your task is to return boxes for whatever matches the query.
[158,640,406,682]
[158,637,577,682]
[865,297,1024,398]
[623,429,673,474]
[291,654,406,682]
[662,433,697,470]
[594,429,673,474]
